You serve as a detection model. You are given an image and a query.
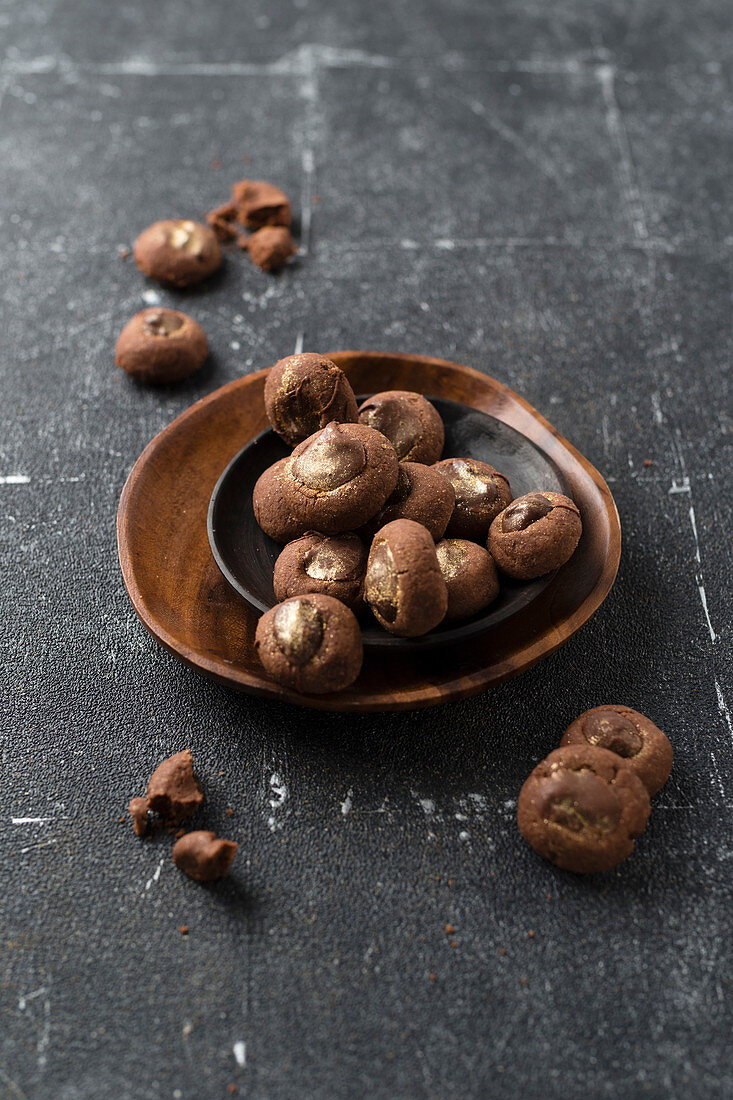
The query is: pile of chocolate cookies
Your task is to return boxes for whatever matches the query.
[518,706,674,873]
[250,352,583,695]
[114,179,296,386]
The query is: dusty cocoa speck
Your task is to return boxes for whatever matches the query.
[228,1085,238,1095]
[226,808,235,816]
[528,930,535,938]
[429,973,437,982]
[444,924,455,934]
[521,977,528,986]
[499,948,506,956]
[546,893,552,900]
[211,157,222,170]
[179,925,189,935]
[450,940,458,948]
[118,816,125,824]
[644,458,653,466]
[448,879,454,886]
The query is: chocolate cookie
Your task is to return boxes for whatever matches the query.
[252,458,305,544]
[264,353,359,445]
[281,422,399,536]
[246,226,297,272]
[133,219,222,287]
[364,462,455,541]
[146,749,203,824]
[255,594,363,694]
[364,519,448,637]
[115,308,208,384]
[273,532,367,611]
[433,458,513,541]
[517,745,651,874]
[231,179,291,229]
[560,706,673,796]
[436,539,500,620]
[488,491,582,580]
[358,390,444,464]
[173,831,238,882]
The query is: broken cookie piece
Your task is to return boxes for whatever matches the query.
[172,831,238,882]
[128,796,151,837]
[205,202,238,243]
[231,179,291,229]
[245,225,297,272]
[146,749,204,825]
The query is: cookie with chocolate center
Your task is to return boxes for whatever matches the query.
[115,308,208,384]
[433,458,512,540]
[488,491,581,579]
[436,539,500,620]
[273,532,367,611]
[364,462,455,541]
[282,422,399,535]
[264,353,359,445]
[358,391,444,464]
[255,593,363,694]
[133,219,222,287]
[517,745,651,873]
[364,519,448,636]
[560,706,673,796]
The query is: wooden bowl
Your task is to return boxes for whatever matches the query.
[207,396,568,651]
[117,351,621,712]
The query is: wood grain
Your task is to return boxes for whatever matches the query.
[117,351,621,711]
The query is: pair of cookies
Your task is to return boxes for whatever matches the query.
[518,707,674,873]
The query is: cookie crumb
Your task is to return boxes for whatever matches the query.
[643,459,653,467]
[228,1085,238,1095]
[499,948,506,956]
[179,925,189,935]
[527,930,535,939]
[429,973,437,982]
[226,808,235,817]
[444,924,455,934]
[128,796,150,836]
[173,831,238,882]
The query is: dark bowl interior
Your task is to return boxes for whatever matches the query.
[208,397,568,650]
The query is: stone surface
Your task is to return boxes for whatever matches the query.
[1,1,731,1098]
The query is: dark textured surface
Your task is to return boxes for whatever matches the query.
[1,1,731,1097]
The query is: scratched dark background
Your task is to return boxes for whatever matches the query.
[1,1,732,1097]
